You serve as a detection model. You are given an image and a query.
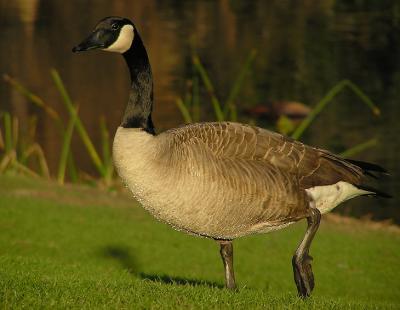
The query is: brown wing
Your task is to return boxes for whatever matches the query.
[167,122,364,189]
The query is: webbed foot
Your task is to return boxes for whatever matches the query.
[292,253,314,297]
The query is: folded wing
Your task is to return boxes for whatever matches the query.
[168,122,364,190]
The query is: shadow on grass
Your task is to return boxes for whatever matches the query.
[101,245,223,289]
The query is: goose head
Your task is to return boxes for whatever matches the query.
[72,16,135,54]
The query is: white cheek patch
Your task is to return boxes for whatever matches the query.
[103,25,134,53]
[305,181,372,214]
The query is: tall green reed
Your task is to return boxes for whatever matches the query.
[176,49,257,123]
[290,80,381,158]
[291,79,380,140]
[3,70,114,186]
[50,70,106,177]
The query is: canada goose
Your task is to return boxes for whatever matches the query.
[72,16,390,297]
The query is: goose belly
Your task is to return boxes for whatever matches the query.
[115,161,272,239]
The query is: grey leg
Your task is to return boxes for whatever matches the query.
[218,240,237,290]
[292,208,321,297]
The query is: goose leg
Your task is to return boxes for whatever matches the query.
[218,240,237,290]
[292,208,321,298]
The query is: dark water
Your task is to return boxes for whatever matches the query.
[1,1,399,222]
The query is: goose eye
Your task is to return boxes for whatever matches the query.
[111,23,119,30]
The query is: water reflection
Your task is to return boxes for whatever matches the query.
[1,0,399,222]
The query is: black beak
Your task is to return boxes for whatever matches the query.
[72,30,106,53]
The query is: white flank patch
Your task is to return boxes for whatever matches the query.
[103,24,134,53]
[305,181,373,214]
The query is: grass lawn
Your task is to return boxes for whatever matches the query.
[0,174,399,309]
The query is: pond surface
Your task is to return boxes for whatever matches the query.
[1,1,399,222]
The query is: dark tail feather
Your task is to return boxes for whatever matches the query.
[346,159,389,176]
[357,185,392,199]
[364,171,378,179]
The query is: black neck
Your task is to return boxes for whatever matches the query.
[121,31,155,134]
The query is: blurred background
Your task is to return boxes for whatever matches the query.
[0,0,399,222]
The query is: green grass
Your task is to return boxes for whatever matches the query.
[0,174,399,309]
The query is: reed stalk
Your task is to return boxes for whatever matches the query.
[0,150,15,173]
[192,56,225,121]
[0,127,4,151]
[67,154,78,183]
[24,143,50,179]
[11,159,40,178]
[225,49,257,120]
[57,106,79,184]
[192,75,200,122]
[175,98,193,123]
[339,138,378,158]
[3,113,12,153]
[11,116,19,150]
[99,117,114,184]
[184,82,192,112]
[50,69,106,176]
[3,74,62,127]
